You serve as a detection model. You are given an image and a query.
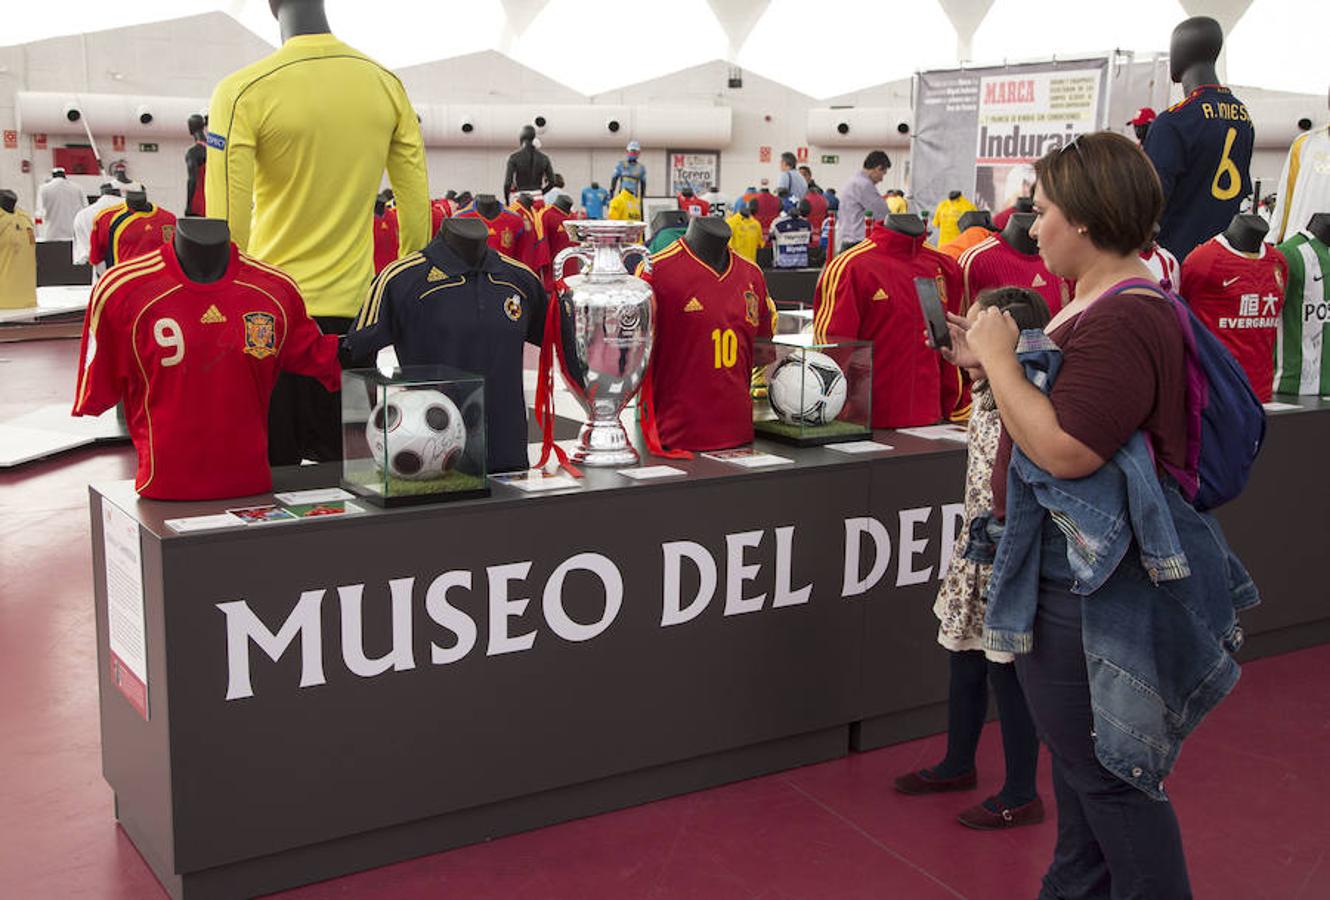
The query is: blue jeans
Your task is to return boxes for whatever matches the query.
[1016,532,1192,899]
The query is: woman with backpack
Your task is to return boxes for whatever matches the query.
[941,131,1258,900]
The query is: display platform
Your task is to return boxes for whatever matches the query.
[36,239,93,286]
[90,398,1330,899]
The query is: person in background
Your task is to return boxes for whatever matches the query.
[1127,107,1157,146]
[798,165,819,192]
[837,151,892,250]
[777,152,808,203]
[824,187,839,212]
[947,130,1253,900]
[896,286,1050,831]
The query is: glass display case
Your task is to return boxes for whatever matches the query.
[341,365,489,506]
[752,336,872,446]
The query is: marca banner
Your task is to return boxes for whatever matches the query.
[912,58,1109,216]
[668,149,721,195]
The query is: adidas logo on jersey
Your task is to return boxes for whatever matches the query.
[872,288,889,301]
[1031,274,1046,287]
[684,297,704,312]
[427,267,446,282]
[200,305,227,324]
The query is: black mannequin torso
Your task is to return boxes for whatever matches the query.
[442,218,490,269]
[948,190,963,201]
[1001,213,1039,254]
[504,126,554,197]
[126,190,151,213]
[684,217,731,273]
[885,214,926,238]
[374,198,387,217]
[1170,17,1224,94]
[1307,214,1330,245]
[174,218,231,283]
[0,190,17,214]
[273,0,331,41]
[101,183,122,198]
[957,210,994,233]
[1014,196,1034,214]
[739,206,752,218]
[474,194,502,219]
[1223,213,1268,252]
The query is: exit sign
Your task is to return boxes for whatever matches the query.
[138,142,159,153]
[820,154,839,164]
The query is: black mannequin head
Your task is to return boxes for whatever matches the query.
[680,186,694,198]
[948,190,962,201]
[519,124,536,146]
[553,195,573,214]
[187,113,207,141]
[957,210,994,232]
[1002,212,1039,254]
[746,199,758,217]
[474,193,501,218]
[684,216,731,273]
[590,181,600,190]
[1169,17,1223,92]
[0,190,16,214]
[52,168,67,180]
[515,193,533,210]
[444,189,457,201]
[1014,196,1035,214]
[455,191,473,209]
[796,199,811,218]
[126,189,150,212]
[374,196,386,217]
[174,218,231,283]
[1306,213,1330,245]
[441,217,490,268]
[885,214,926,237]
[651,209,689,234]
[1223,213,1269,253]
[100,182,122,197]
[268,0,330,41]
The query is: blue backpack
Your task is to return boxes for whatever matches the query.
[1107,279,1266,510]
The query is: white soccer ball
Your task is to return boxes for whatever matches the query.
[768,350,848,426]
[366,389,467,480]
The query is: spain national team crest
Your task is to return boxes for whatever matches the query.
[504,295,523,321]
[744,290,760,327]
[242,312,277,359]
[501,230,515,250]
[161,224,175,244]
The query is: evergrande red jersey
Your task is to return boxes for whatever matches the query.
[637,240,778,452]
[1179,235,1287,401]
[430,197,453,235]
[89,202,178,269]
[457,206,539,270]
[814,228,965,427]
[72,244,340,500]
[372,207,400,274]
[958,233,1069,314]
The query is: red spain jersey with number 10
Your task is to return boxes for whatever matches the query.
[637,241,778,453]
[72,244,340,500]
[1180,235,1288,401]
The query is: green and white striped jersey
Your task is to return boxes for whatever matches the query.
[1273,231,1330,395]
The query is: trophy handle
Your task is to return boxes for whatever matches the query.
[552,245,594,289]
[621,244,652,277]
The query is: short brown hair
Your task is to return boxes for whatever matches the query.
[975,286,1052,332]
[1033,131,1163,256]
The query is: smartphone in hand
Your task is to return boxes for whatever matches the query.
[914,276,952,351]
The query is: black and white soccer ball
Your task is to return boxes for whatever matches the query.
[767,350,848,426]
[366,389,467,480]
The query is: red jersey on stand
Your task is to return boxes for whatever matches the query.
[803,192,828,242]
[72,244,340,500]
[677,193,710,218]
[458,205,538,269]
[89,201,178,269]
[814,228,965,427]
[1180,235,1287,401]
[751,191,783,238]
[537,203,575,294]
[430,197,453,236]
[372,207,399,274]
[958,233,1070,314]
[635,240,778,453]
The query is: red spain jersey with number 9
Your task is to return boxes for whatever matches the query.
[72,244,340,500]
[637,240,777,452]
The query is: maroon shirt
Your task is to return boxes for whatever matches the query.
[992,287,1189,519]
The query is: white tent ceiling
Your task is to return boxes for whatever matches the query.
[2,0,1326,99]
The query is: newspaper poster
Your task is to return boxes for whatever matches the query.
[668,150,720,195]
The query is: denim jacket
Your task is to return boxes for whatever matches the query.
[966,330,1258,799]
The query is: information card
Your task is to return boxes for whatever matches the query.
[102,501,149,720]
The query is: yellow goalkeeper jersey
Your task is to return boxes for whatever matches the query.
[205,33,430,318]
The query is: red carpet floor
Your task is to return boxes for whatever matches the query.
[2,338,1327,899]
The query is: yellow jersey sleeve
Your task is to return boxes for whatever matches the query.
[204,73,256,252]
[385,75,431,257]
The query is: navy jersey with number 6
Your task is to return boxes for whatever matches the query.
[344,236,548,473]
[1144,84,1254,262]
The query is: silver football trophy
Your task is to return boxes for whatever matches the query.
[551,220,655,466]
